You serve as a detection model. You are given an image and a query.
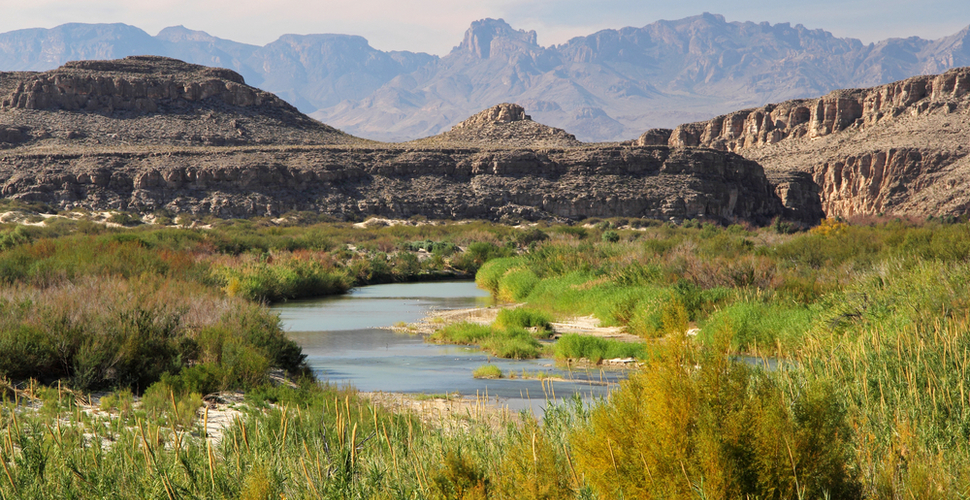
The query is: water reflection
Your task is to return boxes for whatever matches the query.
[273,281,621,413]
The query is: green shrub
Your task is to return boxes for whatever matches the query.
[402,240,459,255]
[494,307,552,333]
[429,322,493,345]
[392,251,421,278]
[0,226,31,250]
[571,338,860,499]
[475,256,523,295]
[472,365,503,379]
[98,388,134,416]
[700,300,817,352]
[515,228,549,246]
[550,225,588,239]
[464,241,511,267]
[431,322,541,359]
[497,267,540,302]
[108,211,142,226]
[493,419,574,499]
[553,334,645,364]
[480,327,542,359]
[429,451,490,499]
[219,257,352,303]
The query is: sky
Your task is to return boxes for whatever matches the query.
[1,0,968,55]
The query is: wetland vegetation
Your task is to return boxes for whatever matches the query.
[1,207,969,498]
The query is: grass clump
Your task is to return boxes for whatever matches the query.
[98,387,134,416]
[494,307,552,333]
[429,322,541,359]
[479,327,542,359]
[475,256,523,296]
[429,322,493,345]
[700,299,817,352]
[553,334,646,364]
[496,267,540,302]
[472,365,503,379]
[141,379,203,428]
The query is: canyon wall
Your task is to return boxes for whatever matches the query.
[0,146,783,223]
[637,67,970,219]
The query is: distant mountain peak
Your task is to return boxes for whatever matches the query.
[456,18,539,58]
[156,25,219,43]
[2,17,969,143]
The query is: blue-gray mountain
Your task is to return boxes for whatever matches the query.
[1,14,968,141]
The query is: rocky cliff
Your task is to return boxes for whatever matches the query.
[638,67,970,219]
[0,56,352,148]
[0,145,782,223]
[0,56,787,224]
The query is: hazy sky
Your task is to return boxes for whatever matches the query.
[2,0,967,54]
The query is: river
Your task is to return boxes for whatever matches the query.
[272,281,620,414]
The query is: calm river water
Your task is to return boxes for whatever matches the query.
[272,281,620,413]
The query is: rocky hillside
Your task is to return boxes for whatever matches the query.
[1,17,969,142]
[637,67,970,219]
[0,56,353,148]
[0,56,785,224]
[408,103,582,148]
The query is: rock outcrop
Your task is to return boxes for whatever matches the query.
[0,56,352,148]
[0,57,264,112]
[638,67,970,220]
[410,103,582,148]
[0,145,782,223]
[0,57,785,224]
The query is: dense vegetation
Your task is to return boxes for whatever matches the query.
[0,214,516,391]
[1,209,970,498]
[475,217,970,497]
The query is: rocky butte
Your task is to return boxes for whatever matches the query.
[0,57,785,224]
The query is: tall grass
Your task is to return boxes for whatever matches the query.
[0,380,589,499]
[553,334,647,363]
[429,322,542,359]
[493,307,552,332]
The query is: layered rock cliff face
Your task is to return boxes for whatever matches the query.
[0,57,787,224]
[638,67,970,219]
[1,58,261,111]
[0,56,351,148]
[0,145,782,223]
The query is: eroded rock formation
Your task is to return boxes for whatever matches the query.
[0,56,350,148]
[411,103,582,148]
[0,145,782,223]
[639,67,970,219]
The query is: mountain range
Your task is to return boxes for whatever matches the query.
[1,14,969,141]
